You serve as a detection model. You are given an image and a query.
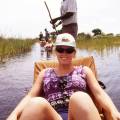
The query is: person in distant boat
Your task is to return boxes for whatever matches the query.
[44,28,50,42]
[50,0,78,40]
[39,31,43,41]
[44,38,53,52]
[7,33,120,120]
[39,38,46,47]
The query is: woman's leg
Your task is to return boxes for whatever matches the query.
[68,91,102,120]
[19,97,62,120]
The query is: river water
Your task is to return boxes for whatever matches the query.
[0,43,120,120]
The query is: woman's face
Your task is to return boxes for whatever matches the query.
[55,45,76,65]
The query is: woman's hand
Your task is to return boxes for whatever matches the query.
[105,110,120,120]
[110,111,120,120]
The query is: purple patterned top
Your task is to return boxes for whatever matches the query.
[43,66,87,111]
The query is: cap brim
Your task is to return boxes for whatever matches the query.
[54,42,76,47]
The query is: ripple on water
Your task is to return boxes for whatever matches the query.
[0,44,120,120]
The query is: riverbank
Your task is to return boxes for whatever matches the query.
[0,37,36,63]
[0,35,120,63]
[77,35,120,50]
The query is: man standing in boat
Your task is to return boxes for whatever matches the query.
[39,32,43,41]
[50,0,78,40]
[44,28,50,42]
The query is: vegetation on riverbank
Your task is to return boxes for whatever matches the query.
[0,37,35,62]
[76,34,120,53]
[0,34,120,63]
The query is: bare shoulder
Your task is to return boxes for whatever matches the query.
[37,68,48,80]
[82,66,93,74]
[37,68,52,80]
[82,66,96,81]
[38,69,46,78]
[82,66,98,85]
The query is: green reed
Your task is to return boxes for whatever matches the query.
[76,35,120,55]
[0,37,35,62]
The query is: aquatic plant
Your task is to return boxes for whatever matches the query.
[0,37,35,62]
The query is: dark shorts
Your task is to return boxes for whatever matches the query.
[62,23,78,40]
[59,111,68,120]
[57,108,68,120]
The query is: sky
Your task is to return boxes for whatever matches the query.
[0,0,120,38]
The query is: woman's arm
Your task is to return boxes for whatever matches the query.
[83,66,120,120]
[7,70,45,120]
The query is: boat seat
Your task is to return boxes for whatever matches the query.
[34,56,106,120]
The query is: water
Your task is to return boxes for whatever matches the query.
[0,43,120,120]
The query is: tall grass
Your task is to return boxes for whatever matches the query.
[0,37,35,62]
[76,35,120,54]
[0,35,120,62]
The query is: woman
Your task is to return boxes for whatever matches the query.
[7,33,120,120]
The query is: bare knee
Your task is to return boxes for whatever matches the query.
[70,91,92,103]
[69,91,95,113]
[30,97,49,107]
[26,97,50,111]
[68,92,101,120]
[20,97,50,120]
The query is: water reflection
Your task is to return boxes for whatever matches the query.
[76,37,120,57]
[46,51,53,60]
[77,46,120,58]
[39,44,53,60]
[40,46,45,59]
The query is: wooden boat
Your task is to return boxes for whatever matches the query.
[34,56,107,120]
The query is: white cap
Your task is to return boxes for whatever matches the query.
[54,33,76,48]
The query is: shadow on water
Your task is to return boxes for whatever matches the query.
[0,42,120,120]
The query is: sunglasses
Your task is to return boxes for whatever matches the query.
[55,47,75,54]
